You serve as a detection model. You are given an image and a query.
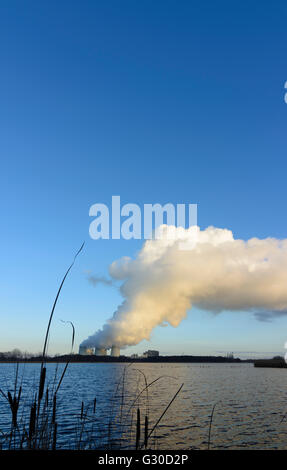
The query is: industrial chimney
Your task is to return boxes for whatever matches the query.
[111,346,120,357]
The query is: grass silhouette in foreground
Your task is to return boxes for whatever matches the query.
[0,243,184,450]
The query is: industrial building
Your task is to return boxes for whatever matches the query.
[78,345,121,356]
[143,350,159,358]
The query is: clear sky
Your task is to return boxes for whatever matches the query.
[0,0,287,358]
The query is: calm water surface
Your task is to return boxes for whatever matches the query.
[1,362,287,449]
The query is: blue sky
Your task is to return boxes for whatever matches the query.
[0,0,287,357]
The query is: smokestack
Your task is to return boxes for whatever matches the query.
[95,348,107,356]
[111,346,120,357]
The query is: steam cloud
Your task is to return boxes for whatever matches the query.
[81,225,287,349]
[88,275,115,288]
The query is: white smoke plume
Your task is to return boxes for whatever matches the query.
[88,275,115,288]
[81,225,287,349]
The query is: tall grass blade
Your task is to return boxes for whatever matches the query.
[135,408,141,450]
[45,388,49,409]
[144,415,148,449]
[55,321,76,395]
[38,367,46,401]
[41,242,84,365]
[207,401,220,450]
[7,389,20,428]
[28,402,36,441]
[52,394,57,424]
[144,383,184,448]
[52,422,57,451]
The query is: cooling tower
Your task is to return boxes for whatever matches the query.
[111,346,120,357]
[95,348,107,356]
[79,346,94,355]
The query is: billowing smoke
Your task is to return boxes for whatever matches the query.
[81,225,287,349]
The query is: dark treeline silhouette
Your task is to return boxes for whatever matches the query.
[254,356,286,368]
[0,349,42,360]
[0,352,252,363]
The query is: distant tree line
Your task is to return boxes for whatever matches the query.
[0,349,43,360]
[0,351,252,363]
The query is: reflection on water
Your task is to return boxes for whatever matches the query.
[0,362,287,449]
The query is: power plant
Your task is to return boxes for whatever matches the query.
[111,346,120,357]
[95,348,107,356]
[79,345,120,356]
[78,346,95,355]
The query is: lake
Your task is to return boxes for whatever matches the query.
[0,362,287,450]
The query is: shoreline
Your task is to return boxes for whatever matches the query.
[0,354,253,364]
